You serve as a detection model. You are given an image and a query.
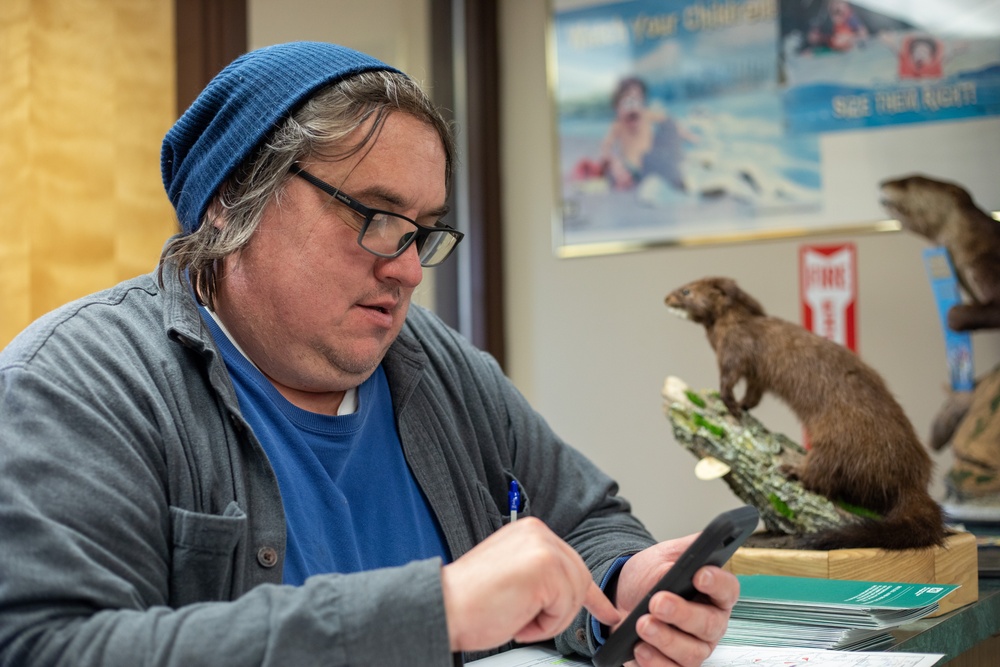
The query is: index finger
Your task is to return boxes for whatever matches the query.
[583,581,621,628]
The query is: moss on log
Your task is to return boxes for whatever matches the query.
[662,376,863,539]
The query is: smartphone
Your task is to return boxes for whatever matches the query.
[591,505,759,667]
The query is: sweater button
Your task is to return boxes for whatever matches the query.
[257,546,278,568]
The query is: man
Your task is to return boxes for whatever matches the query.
[0,42,738,666]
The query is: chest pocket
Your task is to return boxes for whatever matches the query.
[169,500,247,606]
[475,472,532,532]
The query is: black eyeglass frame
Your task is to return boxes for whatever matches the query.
[288,163,463,266]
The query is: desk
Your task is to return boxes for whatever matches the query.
[890,579,1000,666]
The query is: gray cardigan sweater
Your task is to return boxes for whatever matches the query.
[0,267,655,666]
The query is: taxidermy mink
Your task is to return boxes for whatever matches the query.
[665,276,946,550]
[880,173,1000,332]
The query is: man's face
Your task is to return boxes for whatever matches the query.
[215,111,448,407]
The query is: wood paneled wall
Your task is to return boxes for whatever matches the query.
[0,0,178,348]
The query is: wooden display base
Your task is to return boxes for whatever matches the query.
[724,531,979,616]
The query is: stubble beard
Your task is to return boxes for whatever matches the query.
[312,332,394,385]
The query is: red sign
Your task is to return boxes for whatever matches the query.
[799,244,857,352]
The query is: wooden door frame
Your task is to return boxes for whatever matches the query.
[430,0,506,368]
[174,0,247,117]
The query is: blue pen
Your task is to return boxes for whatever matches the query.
[508,480,520,522]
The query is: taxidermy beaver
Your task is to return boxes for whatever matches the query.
[665,276,947,550]
[880,174,1000,332]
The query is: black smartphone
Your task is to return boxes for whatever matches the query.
[591,505,759,667]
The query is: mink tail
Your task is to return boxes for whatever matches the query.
[797,490,949,551]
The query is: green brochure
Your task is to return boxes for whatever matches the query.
[719,575,959,650]
[732,575,959,629]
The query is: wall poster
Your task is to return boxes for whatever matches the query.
[550,0,1000,256]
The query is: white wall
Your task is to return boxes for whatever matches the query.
[249,0,430,77]
[500,0,1000,541]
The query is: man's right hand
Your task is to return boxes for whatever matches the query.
[441,517,621,653]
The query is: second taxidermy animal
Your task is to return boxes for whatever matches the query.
[880,173,1000,332]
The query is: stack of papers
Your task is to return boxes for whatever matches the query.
[724,618,896,651]
[722,575,959,651]
[468,644,945,667]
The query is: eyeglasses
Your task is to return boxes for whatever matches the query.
[289,163,463,267]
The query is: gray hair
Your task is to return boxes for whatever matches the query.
[159,69,455,309]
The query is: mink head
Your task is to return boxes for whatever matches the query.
[665,276,765,326]
[879,174,977,240]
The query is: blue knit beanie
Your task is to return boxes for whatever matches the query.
[161,41,399,234]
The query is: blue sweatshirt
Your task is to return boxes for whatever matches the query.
[201,311,450,584]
